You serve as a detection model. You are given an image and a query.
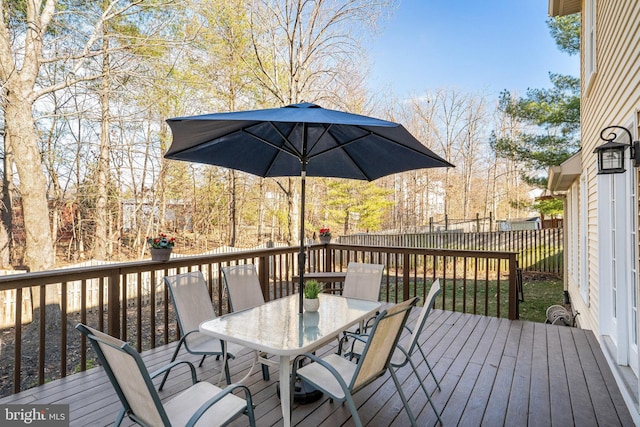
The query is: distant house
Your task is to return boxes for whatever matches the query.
[496,217,541,231]
[547,0,640,422]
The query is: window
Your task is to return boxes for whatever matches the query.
[585,0,597,89]
[580,174,589,303]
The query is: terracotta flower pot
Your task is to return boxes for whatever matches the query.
[150,248,172,262]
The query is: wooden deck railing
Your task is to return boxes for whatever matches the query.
[338,228,563,274]
[0,244,518,397]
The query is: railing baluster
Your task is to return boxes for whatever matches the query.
[0,243,523,396]
[61,281,67,378]
[13,287,22,394]
[39,285,45,385]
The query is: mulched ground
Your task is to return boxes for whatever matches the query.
[0,302,178,397]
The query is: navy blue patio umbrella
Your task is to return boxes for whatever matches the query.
[165,102,454,313]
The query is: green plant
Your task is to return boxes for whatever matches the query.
[147,233,175,249]
[319,228,331,238]
[304,280,323,299]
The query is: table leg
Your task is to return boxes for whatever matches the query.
[279,355,291,427]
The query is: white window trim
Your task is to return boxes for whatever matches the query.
[580,174,589,303]
[584,0,597,93]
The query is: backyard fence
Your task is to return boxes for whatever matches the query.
[338,228,563,275]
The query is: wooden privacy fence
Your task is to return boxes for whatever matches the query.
[338,228,563,275]
[0,243,518,396]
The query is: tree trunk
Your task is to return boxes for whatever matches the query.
[230,170,237,246]
[5,95,54,272]
[94,37,111,260]
[0,140,15,267]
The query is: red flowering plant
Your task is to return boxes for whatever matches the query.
[319,228,331,238]
[147,233,175,249]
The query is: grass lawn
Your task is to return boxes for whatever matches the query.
[517,275,565,323]
[385,273,565,323]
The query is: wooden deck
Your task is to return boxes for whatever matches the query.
[0,309,633,426]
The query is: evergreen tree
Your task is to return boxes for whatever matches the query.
[491,14,580,188]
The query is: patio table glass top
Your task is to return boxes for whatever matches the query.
[199,293,381,356]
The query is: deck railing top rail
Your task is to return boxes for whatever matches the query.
[0,243,520,397]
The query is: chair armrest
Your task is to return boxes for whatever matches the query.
[291,353,351,396]
[362,312,380,332]
[345,332,369,343]
[186,383,253,427]
[150,360,198,385]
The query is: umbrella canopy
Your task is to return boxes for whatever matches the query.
[165,102,454,313]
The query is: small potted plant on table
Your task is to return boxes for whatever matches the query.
[303,279,323,312]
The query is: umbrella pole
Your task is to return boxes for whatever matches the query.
[298,125,309,315]
[298,168,306,315]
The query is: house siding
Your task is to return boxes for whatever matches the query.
[580,0,640,339]
[550,0,640,420]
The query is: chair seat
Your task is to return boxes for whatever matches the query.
[164,381,247,427]
[296,353,357,399]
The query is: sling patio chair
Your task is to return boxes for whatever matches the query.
[336,262,384,354]
[346,279,444,424]
[221,264,273,380]
[289,297,420,427]
[159,271,249,390]
[76,323,256,427]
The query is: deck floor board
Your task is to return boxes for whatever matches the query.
[0,310,633,426]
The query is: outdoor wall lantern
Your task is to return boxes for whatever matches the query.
[594,125,640,174]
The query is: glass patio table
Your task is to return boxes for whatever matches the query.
[199,293,382,427]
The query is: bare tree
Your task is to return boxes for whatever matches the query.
[245,0,395,242]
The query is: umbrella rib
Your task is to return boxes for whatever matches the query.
[305,123,334,156]
[266,122,304,159]
[311,126,452,164]
[241,126,301,160]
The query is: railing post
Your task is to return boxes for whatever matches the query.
[324,245,332,272]
[108,270,121,338]
[258,255,270,301]
[403,253,410,302]
[509,253,518,320]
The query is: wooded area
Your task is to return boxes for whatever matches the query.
[0,0,544,272]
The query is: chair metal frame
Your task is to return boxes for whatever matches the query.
[345,279,444,424]
[160,271,245,389]
[76,323,256,427]
[290,297,419,427]
[221,264,272,380]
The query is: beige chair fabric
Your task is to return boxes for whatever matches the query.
[337,262,384,354]
[76,323,255,427]
[222,264,266,311]
[160,271,245,389]
[290,297,420,427]
[342,262,384,301]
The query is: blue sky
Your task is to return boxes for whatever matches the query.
[367,0,579,98]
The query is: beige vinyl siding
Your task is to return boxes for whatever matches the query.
[581,0,640,335]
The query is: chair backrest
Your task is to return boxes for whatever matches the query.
[350,297,418,392]
[222,264,265,311]
[342,262,384,301]
[405,279,441,355]
[164,271,216,336]
[76,323,169,426]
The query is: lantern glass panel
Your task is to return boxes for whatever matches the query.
[601,148,624,171]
